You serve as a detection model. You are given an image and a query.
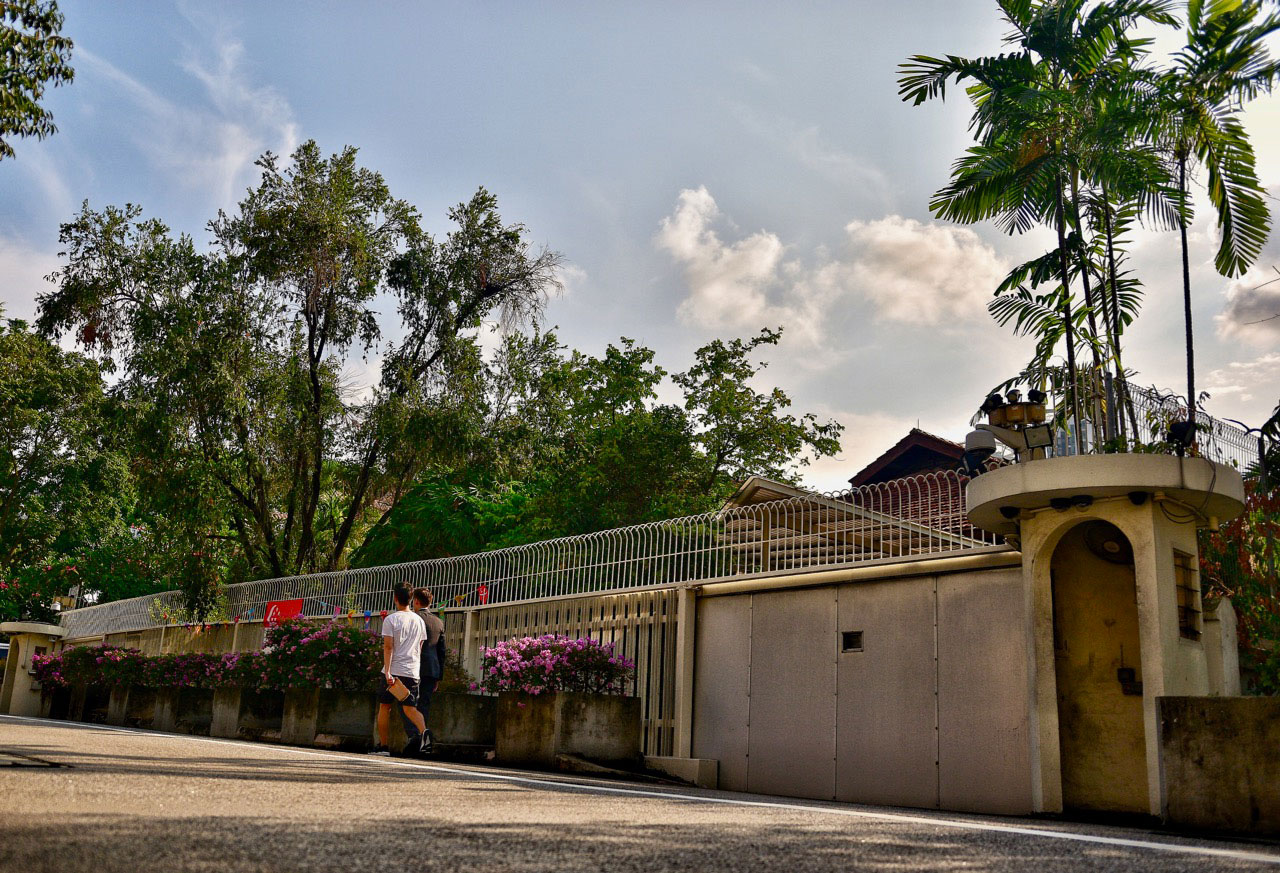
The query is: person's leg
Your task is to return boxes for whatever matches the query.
[377,702,392,748]
[403,701,426,736]
[416,677,437,727]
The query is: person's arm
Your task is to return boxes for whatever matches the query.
[382,634,394,684]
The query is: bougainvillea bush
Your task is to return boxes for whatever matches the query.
[252,617,382,692]
[31,618,382,692]
[473,634,634,696]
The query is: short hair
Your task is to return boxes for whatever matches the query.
[412,587,432,607]
[393,582,412,607]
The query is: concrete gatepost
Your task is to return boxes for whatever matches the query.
[967,454,1245,818]
[0,622,67,717]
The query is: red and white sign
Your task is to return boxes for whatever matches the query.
[263,598,304,628]
[477,584,489,605]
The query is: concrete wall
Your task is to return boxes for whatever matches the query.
[1159,696,1280,835]
[691,565,1032,813]
[1202,599,1242,697]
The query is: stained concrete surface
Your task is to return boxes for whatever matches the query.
[1,715,1277,873]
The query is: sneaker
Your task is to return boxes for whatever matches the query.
[368,745,391,757]
[402,736,423,758]
[420,730,434,756]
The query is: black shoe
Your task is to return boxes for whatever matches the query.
[420,729,434,756]
[368,745,390,757]
[402,736,423,758]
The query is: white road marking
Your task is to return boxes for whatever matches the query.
[3,713,1278,866]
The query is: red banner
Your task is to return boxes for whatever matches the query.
[477,584,489,605]
[263,598,303,628]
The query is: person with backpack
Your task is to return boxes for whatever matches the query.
[412,587,446,754]
[370,582,429,757]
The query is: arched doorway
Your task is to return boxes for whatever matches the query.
[1051,519,1147,813]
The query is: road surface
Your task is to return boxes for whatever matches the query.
[1,714,1277,872]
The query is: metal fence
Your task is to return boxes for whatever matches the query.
[1043,381,1260,472]
[58,471,997,639]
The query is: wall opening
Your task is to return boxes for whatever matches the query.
[1051,520,1148,814]
[0,638,19,713]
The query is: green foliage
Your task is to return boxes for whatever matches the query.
[0,0,74,160]
[28,141,839,614]
[353,328,843,566]
[35,142,561,614]
[0,316,168,621]
[474,635,634,696]
[33,619,383,692]
[1201,479,1280,694]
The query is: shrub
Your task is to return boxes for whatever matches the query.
[31,618,383,692]
[253,618,382,692]
[473,634,634,696]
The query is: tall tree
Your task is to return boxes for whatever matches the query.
[0,0,74,160]
[1159,0,1279,435]
[37,142,561,611]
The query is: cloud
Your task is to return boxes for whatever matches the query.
[731,104,891,202]
[842,216,1007,326]
[0,239,60,323]
[1203,353,1280,405]
[79,32,297,213]
[555,263,588,298]
[1215,266,1280,345]
[657,186,815,338]
[656,188,1008,343]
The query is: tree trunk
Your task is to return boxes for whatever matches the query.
[1055,176,1086,456]
[1099,186,1141,442]
[1070,175,1109,445]
[1178,154,1196,434]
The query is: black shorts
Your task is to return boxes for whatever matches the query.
[377,675,420,706]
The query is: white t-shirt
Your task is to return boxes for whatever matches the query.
[382,609,426,678]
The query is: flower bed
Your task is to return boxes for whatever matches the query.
[474,635,634,696]
[31,618,383,692]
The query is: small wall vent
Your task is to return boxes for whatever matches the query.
[841,631,864,652]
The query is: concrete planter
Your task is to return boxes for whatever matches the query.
[237,689,284,741]
[170,688,214,735]
[79,684,111,723]
[106,685,130,725]
[315,689,376,750]
[123,686,157,728]
[496,692,641,768]
[434,692,496,746]
[40,685,72,720]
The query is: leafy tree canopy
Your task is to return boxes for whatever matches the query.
[0,0,74,160]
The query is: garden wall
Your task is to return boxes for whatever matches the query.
[72,590,679,756]
[1159,696,1280,835]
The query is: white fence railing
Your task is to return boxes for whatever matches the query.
[58,471,998,639]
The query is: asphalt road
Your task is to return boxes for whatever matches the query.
[1,715,1277,873]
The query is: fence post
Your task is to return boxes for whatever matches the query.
[673,585,698,758]
[463,609,479,681]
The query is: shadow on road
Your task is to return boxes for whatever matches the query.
[0,811,1267,873]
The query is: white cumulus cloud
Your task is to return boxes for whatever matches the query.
[841,216,1007,326]
[655,188,1008,343]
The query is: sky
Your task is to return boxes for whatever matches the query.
[2,1,1278,491]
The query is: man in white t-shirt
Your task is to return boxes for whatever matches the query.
[371,582,428,757]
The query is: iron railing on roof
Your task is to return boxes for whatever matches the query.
[57,470,1000,639]
[1042,381,1259,471]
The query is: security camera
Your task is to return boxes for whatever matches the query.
[963,429,998,475]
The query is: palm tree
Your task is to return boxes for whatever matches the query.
[1159,0,1279,436]
[900,0,1177,453]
